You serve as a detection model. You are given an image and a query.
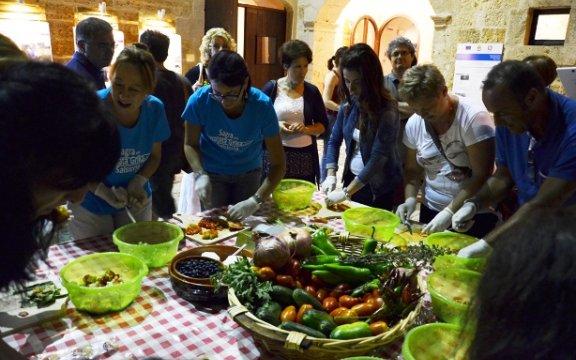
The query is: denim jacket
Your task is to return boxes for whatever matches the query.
[325,100,402,197]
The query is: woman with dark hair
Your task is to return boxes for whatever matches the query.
[182,50,286,220]
[467,206,576,359]
[321,46,348,181]
[69,45,170,239]
[262,39,327,185]
[321,43,401,209]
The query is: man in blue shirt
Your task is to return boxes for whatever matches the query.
[66,17,114,90]
[453,60,576,257]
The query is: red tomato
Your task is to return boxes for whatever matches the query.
[332,308,359,325]
[304,285,317,298]
[329,306,349,318]
[370,321,389,335]
[338,295,362,308]
[280,305,297,322]
[316,288,329,302]
[322,297,339,313]
[351,302,378,317]
[329,283,351,299]
[275,274,295,288]
[296,304,313,323]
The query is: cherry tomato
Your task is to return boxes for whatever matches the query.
[372,289,381,298]
[332,308,359,325]
[351,302,378,316]
[296,304,314,323]
[369,321,389,335]
[338,295,362,308]
[329,283,351,299]
[329,306,349,318]
[316,288,329,302]
[322,297,339,313]
[294,280,303,289]
[275,274,295,288]
[280,305,297,322]
[304,285,317,298]
[256,266,276,281]
[362,293,374,303]
[284,258,302,278]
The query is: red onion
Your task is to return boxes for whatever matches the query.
[278,227,312,257]
[253,235,291,270]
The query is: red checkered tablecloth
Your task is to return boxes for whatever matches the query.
[4,192,433,359]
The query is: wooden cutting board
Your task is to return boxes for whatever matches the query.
[173,214,247,245]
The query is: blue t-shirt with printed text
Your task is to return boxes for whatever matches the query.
[81,88,171,214]
[181,86,280,175]
[496,90,576,205]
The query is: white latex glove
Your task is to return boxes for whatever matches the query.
[94,183,127,209]
[194,173,212,208]
[452,202,478,233]
[458,239,492,258]
[325,189,347,206]
[228,196,260,220]
[422,207,454,234]
[321,175,337,194]
[127,175,148,210]
[395,197,417,222]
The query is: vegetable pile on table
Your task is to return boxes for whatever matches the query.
[213,226,447,340]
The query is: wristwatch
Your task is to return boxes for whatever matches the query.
[194,170,208,179]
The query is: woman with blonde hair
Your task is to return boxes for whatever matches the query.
[69,44,170,239]
[185,27,237,92]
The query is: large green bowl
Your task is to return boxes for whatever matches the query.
[272,179,316,211]
[433,254,487,273]
[342,207,400,241]
[427,268,481,324]
[113,221,184,268]
[60,252,148,314]
[424,231,478,253]
[402,322,469,360]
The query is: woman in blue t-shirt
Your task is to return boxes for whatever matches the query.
[69,45,170,239]
[182,50,286,220]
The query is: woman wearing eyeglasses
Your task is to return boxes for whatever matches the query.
[395,64,498,237]
[182,50,286,220]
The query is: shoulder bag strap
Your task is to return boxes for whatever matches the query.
[424,120,459,169]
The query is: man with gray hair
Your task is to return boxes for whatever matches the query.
[66,17,114,90]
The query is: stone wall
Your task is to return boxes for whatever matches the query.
[36,0,204,73]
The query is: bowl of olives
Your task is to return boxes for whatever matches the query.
[169,245,252,303]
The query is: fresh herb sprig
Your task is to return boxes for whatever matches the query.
[211,256,272,312]
[340,243,448,270]
[13,281,67,308]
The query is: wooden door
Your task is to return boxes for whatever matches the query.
[205,0,238,40]
[242,6,286,89]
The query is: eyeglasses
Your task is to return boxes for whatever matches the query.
[208,88,242,103]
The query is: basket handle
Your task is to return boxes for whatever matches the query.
[228,304,249,318]
[285,331,307,352]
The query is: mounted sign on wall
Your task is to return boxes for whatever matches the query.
[452,43,504,109]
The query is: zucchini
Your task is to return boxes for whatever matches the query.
[255,301,282,326]
[278,321,327,338]
[292,288,323,310]
[270,285,295,306]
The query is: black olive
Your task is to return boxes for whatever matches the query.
[176,257,221,278]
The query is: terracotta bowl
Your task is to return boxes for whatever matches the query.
[169,245,252,303]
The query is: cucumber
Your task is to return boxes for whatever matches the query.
[292,288,323,310]
[330,321,372,340]
[278,321,327,338]
[302,309,337,336]
[255,301,282,326]
[270,285,295,306]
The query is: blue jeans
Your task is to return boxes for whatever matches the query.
[208,169,261,209]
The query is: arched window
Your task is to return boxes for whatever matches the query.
[350,16,378,48]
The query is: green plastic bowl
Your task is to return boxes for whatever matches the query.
[424,231,478,253]
[433,254,487,273]
[342,207,400,241]
[427,268,481,324]
[60,252,148,314]
[402,322,469,360]
[113,221,184,268]
[272,179,316,211]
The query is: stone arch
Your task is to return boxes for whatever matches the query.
[312,0,435,89]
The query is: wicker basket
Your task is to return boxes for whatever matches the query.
[227,231,424,360]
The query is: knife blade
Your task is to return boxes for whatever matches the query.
[403,219,413,235]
